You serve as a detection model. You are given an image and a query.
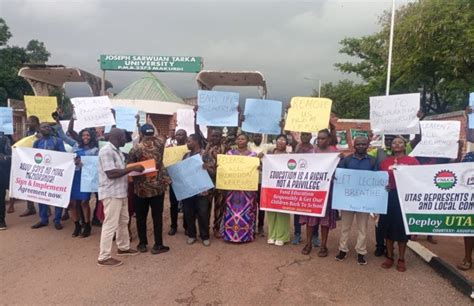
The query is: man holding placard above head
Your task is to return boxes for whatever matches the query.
[283,97,333,251]
[31,123,67,230]
[167,129,188,236]
[335,136,377,265]
[194,119,227,238]
[128,124,171,255]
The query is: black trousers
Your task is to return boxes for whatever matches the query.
[169,186,186,230]
[256,184,265,228]
[0,184,6,223]
[375,224,385,250]
[135,194,165,247]
[183,196,210,240]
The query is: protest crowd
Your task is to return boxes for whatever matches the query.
[0,92,473,273]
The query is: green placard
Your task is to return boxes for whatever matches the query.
[100,55,202,73]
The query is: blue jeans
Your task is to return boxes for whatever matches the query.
[39,204,63,225]
[294,215,319,236]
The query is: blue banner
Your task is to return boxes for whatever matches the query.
[332,168,389,214]
[167,154,214,201]
[242,99,282,135]
[80,156,99,193]
[0,107,13,135]
[196,90,239,127]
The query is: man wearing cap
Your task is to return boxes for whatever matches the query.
[128,124,171,254]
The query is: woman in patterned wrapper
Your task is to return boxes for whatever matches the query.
[220,134,258,243]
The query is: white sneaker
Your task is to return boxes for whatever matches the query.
[275,240,284,246]
[187,237,196,245]
[202,239,211,247]
[267,238,275,244]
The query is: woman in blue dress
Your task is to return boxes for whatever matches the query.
[57,121,99,237]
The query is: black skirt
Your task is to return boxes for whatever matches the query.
[379,190,409,242]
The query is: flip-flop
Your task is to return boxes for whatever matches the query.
[396,259,406,272]
[318,247,328,257]
[301,244,312,255]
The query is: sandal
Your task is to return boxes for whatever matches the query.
[301,244,312,255]
[318,247,328,257]
[396,259,406,272]
[381,257,394,269]
[457,260,472,271]
[7,205,14,214]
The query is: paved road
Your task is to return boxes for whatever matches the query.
[1,201,471,305]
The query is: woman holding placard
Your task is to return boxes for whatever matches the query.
[300,129,339,257]
[265,134,291,246]
[220,134,258,243]
[379,136,419,272]
[57,120,99,238]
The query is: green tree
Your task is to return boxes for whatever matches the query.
[335,0,474,114]
[0,18,11,46]
[26,39,51,64]
[0,20,51,106]
[0,47,33,105]
[314,80,377,119]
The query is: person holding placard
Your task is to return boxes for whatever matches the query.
[56,119,99,238]
[167,129,188,236]
[31,123,67,230]
[220,134,258,243]
[181,134,214,246]
[128,124,171,255]
[335,136,376,265]
[201,128,227,239]
[292,132,320,247]
[301,129,340,257]
[8,115,40,216]
[0,132,12,230]
[378,136,420,272]
[249,133,275,236]
[457,151,474,271]
[264,134,291,246]
[97,128,144,267]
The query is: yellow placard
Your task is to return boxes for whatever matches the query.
[284,97,332,133]
[24,96,58,123]
[163,145,189,167]
[216,154,259,191]
[13,135,38,148]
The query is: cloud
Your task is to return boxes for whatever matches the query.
[2,0,408,103]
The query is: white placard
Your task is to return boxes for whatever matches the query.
[410,121,460,159]
[9,147,75,208]
[176,108,207,138]
[370,93,420,135]
[71,96,116,128]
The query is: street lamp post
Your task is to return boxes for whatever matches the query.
[304,77,322,97]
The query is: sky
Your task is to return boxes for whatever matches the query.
[1,0,410,102]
